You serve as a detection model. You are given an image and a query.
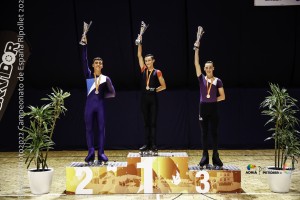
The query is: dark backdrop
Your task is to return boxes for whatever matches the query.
[0,0,299,151]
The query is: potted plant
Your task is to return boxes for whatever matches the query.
[260,82,300,193]
[22,87,70,194]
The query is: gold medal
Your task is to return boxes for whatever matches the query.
[94,73,101,95]
[206,76,214,99]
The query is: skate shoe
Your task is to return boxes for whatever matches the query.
[149,145,158,156]
[212,152,223,168]
[199,151,209,168]
[85,148,95,164]
[139,145,150,156]
[97,153,108,165]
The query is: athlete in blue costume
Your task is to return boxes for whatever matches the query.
[136,34,166,155]
[194,33,225,168]
[80,35,115,164]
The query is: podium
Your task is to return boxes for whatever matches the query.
[66,152,241,194]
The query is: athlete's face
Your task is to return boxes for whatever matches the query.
[93,60,103,74]
[204,63,214,77]
[145,56,155,68]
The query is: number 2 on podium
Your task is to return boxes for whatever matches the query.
[75,167,93,194]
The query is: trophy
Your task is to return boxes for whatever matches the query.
[135,21,149,45]
[79,21,93,45]
[193,26,205,50]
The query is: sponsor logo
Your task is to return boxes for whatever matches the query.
[0,41,20,111]
[245,164,257,174]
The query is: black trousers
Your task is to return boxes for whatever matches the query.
[141,93,158,147]
[199,102,219,152]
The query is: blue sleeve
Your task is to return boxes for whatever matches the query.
[104,77,116,98]
[81,45,91,78]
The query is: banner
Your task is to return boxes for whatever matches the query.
[254,0,300,6]
[0,31,30,121]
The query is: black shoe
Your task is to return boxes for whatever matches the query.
[212,152,223,167]
[150,145,158,152]
[149,145,158,156]
[199,151,209,167]
[139,145,149,151]
[85,148,95,163]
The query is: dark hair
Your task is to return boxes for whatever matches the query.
[145,54,155,60]
[205,60,214,67]
[93,57,103,63]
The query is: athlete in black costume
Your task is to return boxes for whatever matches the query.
[136,34,166,156]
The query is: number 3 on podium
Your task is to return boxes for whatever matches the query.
[195,171,210,193]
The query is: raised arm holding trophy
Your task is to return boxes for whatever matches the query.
[135,21,149,45]
[79,21,92,45]
[193,26,205,50]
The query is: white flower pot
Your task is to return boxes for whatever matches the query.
[28,168,54,194]
[266,166,292,193]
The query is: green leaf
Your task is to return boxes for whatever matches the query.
[260,82,300,168]
[22,87,71,170]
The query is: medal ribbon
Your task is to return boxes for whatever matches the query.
[94,73,101,93]
[206,77,213,97]
[146,69,153,89]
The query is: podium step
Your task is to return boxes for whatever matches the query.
[188,165,241,171]
[69,161,127,167]
[188,165,241,193]
[66,152,241,194]
[127,152,188,157]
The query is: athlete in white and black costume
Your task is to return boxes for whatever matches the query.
[194,31,225,168]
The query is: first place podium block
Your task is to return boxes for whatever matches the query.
[126,152,190,193]
[66,152,241,194]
